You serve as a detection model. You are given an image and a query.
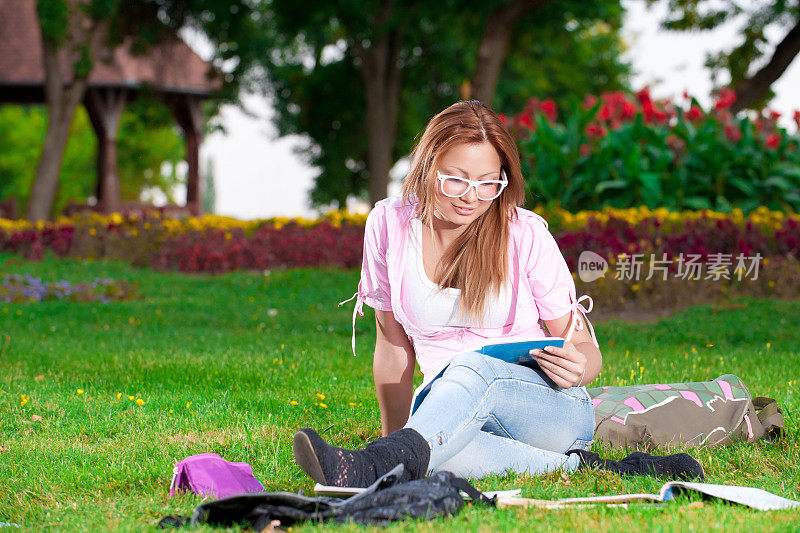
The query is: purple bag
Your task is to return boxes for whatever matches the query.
[169,453,264,499]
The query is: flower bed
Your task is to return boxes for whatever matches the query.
[2,207,798,313]
[1,274,137,303]
[504,88,800,213]
[2,208,799,273]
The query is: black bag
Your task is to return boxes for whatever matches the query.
[158,464,495,529]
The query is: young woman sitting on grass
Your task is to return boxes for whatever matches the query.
[293,100,704,487]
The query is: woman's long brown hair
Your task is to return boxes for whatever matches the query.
[401,100,525,324]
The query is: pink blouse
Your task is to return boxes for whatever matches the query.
[341,196,599,383]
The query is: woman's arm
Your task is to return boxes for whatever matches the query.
[535,310,603,388]
[373,309,417,436]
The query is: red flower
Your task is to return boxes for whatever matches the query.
[621,101,637,120]
[686,105,703,122]
[636,87,653,106]
[499,114,508,126]
[714,88,737,110]
[765,132,782,150]
[520,113,534,129]
[584,94,598,110]
[794,110,800,129]
[579,144,592,156]
[767,110,781,121]
[540,99,558,122]
[724,123,742,142]
[651,108,668,123]
[598,105,612,121]
[585,123,607,139]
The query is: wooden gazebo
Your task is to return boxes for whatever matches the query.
[0,0,221,217]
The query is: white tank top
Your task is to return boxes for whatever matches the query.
[401,218,514,329]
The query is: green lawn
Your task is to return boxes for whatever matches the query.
[1,254,799,531]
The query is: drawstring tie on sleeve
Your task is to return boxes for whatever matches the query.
[338,292,364,357]
[564,294,599,348]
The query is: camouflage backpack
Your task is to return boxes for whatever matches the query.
[587,374,784,450]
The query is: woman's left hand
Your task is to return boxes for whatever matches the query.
[530,341,586,388]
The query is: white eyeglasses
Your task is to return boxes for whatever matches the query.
[436,169,508,201]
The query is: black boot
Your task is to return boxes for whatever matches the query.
[293,427,431,488]
[567,449,705,481]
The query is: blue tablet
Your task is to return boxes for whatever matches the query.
[476,337,565,364]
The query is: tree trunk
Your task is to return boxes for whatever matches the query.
[731,16,800,113]
[26,100,77,220]
[469,0,550,106]
[26,5,110,220]
[352,1,404,206]
[26,37,89,220]
[85,88,127,214]
[169,95,205,216]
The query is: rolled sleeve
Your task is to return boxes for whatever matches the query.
[358,204,393,311]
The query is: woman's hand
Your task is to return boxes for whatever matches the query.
[530,340,587,388]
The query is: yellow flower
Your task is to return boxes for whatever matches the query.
[77,389,84,395]
[186,401,192,408]
[349,402,356,407]
[766,342,771,349]
[631,284,641,292]
[692,347,697,353]
[89,228,97,236]
[315,393,326,400]
[135,398,145,406]
[706,344,714,347]
[128,395,135,401]
[289,400,299,406]
[319,403,328,409]
[116,392,122,400]
[20,394,29,407]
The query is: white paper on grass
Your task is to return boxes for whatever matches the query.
[316,481,799,511]
[555,482,800,511]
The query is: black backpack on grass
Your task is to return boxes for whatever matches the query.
[158,464,494,529]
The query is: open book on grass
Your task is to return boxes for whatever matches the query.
[498,481,800,511]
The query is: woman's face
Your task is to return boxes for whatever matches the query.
[434,141,503,228]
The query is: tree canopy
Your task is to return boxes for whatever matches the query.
[260,0,631,208]
[648,0,800,112]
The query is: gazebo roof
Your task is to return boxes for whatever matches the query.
[0,0,221,102]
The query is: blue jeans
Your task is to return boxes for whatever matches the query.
[404,351,595,478]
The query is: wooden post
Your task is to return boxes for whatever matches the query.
[169,95,204,216]
[84,87,127,214]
